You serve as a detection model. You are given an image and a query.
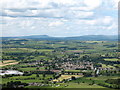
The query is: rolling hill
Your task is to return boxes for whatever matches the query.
[1,35,118,41]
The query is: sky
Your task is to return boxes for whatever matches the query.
[0,0,119,37]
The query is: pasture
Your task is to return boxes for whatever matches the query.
[104,58,119,61]
[2,74,53,84]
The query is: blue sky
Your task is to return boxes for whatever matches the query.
[0,0,119,37]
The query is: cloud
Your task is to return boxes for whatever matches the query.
[1,0,118,37]
[107,23,117,30]
[84,0,102,9]
[100,0,119,10]
[76,16,114,26]
[112,0,119,9]
[74,11,94,18]
[48,21,63,27]
[103,16,113,24]
[1,0,78,9]
[2,8,94,19]
[0,0,99,19]
[1,0,117,19]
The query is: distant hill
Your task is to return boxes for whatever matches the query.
[64,35,118,41]
[20,35,50,38]
[1,35,118,41]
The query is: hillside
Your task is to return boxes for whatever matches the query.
[1,35,118,41]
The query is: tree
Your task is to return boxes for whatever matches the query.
[91,81,95,85]
[53,74,56,79]
[43,73,46,78]
[83,72,92,77]
[6,81,28,88]
[36,67,39,70]
[77,82,80,84]
[36,74,39,77]
[71,76,76,80]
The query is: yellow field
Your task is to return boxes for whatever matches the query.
[85,41,106,43]
[53,75,83,82]
[102,64,115,69]
[0,60,19,67]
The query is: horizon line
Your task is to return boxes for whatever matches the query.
[1,34,118,38]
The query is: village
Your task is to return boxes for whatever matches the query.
[1,39,119,89]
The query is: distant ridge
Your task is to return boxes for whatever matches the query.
[20,35,50,38]
[64,35,118,41]
[1,35,118,41]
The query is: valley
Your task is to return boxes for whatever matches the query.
[1,37,120,89]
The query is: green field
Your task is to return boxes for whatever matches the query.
[1,39,120,89]
[24,83,106,88]
[18,67,37,71]
[65,83,105,88]
[65,70,81,72]
[86,76,119,81]
[18,67,45,71]
[104,58,119,61]
[2,74,53,84]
